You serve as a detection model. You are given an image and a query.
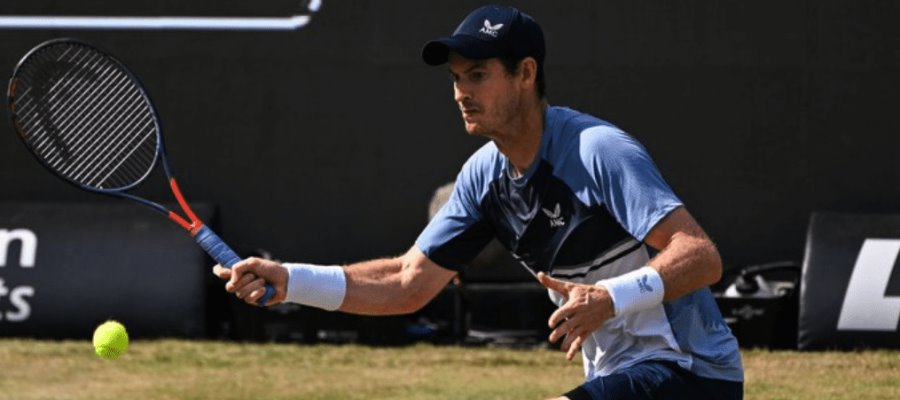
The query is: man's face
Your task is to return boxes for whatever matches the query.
[447,53,521,138]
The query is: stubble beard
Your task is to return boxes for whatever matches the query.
[463,93,521,142]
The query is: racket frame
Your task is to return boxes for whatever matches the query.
[9,38,202,233]
[6,38,275,304]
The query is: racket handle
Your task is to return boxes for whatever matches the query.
[195,226,276,306]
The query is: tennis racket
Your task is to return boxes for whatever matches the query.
[7,38,275,305]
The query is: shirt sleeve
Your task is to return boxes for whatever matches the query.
[581,126,683,241]
[415,151,496,271]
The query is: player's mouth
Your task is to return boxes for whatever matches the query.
[460,107,480,120]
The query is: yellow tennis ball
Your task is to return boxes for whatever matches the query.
[92,320,129,360]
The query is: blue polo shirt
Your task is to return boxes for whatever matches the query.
[416,105,743,382]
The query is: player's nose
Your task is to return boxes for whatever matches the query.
[454,81,471,103]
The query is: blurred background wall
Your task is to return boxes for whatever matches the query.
[0,1,898,281]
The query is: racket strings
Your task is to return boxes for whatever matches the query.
[14,46,151,187]
[22,50,131,170]
[37,47,155,188]
[11,42,159,190]
[16,46,114,155]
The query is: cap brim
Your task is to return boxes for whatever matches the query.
[421,35,502,65]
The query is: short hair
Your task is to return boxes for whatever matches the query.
[499,56,546,99]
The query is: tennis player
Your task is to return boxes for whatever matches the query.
[215,4,744,399]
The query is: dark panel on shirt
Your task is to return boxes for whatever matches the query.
[481,161,633,274]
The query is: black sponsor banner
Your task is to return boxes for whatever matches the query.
[0,202,212,339]
[798,212,900,349]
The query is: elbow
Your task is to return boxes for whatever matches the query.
[393,289,433,315]
[704,242,724,286]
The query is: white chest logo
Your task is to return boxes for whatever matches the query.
[541,204,566,228]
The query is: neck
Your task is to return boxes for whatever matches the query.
[493,100,547,176]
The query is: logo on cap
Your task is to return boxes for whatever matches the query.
[479,19,504,37]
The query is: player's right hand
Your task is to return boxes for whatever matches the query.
[212,257,288,306]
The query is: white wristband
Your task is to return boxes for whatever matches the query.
[596,266,665,317]
[283,263,347,311]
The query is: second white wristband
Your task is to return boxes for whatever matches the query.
[596,266,665,317]
[283,263,347,311]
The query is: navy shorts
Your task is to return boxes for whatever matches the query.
[563,360,743,400]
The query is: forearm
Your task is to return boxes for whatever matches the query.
[649,231,722,301]
[223,248,456,314]
[638,207,723,302]
[338,248,456,316]
[340,257,420,315]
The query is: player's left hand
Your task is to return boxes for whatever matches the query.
[537,272,614,361]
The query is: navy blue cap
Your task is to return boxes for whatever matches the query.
[422,5,545,65]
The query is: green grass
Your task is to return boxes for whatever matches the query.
[742,348,900,400]
[0,340,898,399]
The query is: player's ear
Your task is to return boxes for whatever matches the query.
[518,57,538,90]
